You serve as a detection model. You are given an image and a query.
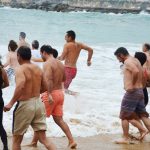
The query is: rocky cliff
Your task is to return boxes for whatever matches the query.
[0,0,150,13]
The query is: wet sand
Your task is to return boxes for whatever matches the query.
[2,134,150,150]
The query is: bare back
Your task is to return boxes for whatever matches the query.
[7,52,19,69]
[123,56,143,91]
[64,42,81,68]
[43,57,65,91]
[16,63,43,100]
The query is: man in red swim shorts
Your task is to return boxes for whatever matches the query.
[28,45,77,149]
[58,30,93,94]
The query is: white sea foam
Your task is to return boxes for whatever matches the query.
[1,43,150,138]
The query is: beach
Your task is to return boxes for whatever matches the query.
[1,134,150,150]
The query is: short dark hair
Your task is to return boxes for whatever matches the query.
[32,40,39,49]
[17,46,31,60]
[8,40,18,52]
[52,49,58,58]
[114,47,129,56]
[66,30,76,40]
[20,32,26,39]
[144,43,150,51]
[135,52,147,66]
[40,45,53,54]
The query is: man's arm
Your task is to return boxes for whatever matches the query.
[125,61,139,85]
[58,44,68,61]
[1,68,9,88]
[4,68,26,111]
[80,43,93,66]
[40,72,47,94]
[43,63,54,104]
[32,57,43,62]
[43,63,53,93]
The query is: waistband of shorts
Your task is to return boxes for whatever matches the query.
[126,88,143,92]
[18,96,40,103]
[51,89,63,94]
[65,66,77,70]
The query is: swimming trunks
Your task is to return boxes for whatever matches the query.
[41,90,64,117]
[13,97,46,135]
[6,68,14,80]
[120,88,149,120]
[64,67,77,89]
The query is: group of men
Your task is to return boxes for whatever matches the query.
[114,44,150,144]
[2,30,93,150]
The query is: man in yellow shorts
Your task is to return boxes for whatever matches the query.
[4,46,56,150]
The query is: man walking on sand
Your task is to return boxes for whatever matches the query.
[4,46,56,150]
[114,47,149,144]
[28,45,77,149]
[58,30,93,95]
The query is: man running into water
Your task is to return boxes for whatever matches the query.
[28,45,77,149]
[114,47,149,144]
[58,30,93,95]
[18,32,30,48]
[4,46,56,150]
[3,40,19,80]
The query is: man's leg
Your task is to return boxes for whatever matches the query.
[129,119,148,140]
[141,117,150,131]
[12,135,23,150]
[53,116,77,148]
[36,130,56,150]
[115,120,130,144]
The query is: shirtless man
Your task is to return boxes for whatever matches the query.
[29,45,77,149]
[114,47,149,144]
[58,30,93,94]
[4,46,56,150]
[3,40,19,79]
[18,32,30,48]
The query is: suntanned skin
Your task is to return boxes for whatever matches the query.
[58,34,93,67]
[115,54,148,144]
[3,51,19,69]
[18,36,30,48]
[142,44,150,71]
[28,51,77,149]
[3,53,56,150]
[123,56,143,91]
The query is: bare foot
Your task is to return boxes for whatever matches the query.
[129,134,139,141]
[138,131,149,141]
[68,142,77,149]
[22,142,37,147]
[115,138,135,144]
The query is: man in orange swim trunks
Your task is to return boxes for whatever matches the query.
[58,30,93,94]
[28,45,77,149]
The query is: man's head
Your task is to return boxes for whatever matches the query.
[142,43,150,52]
[19,32,26,40]
[8,40,18,52]
[17,46,31,64]
[114,47,129,63]
[40,45,53,61]
[52,49,58,58]
[32,40,39,50]
[65,30,76,42]
[135,52,147,66]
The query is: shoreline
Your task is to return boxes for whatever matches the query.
[2,134,150,150]
[1,1,150,14]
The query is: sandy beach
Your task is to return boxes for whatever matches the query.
[1,134,150,150]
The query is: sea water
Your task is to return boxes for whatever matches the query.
[0,7,150,137]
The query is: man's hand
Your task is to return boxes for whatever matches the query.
[87,60,92,66]
[4,103,13,112]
